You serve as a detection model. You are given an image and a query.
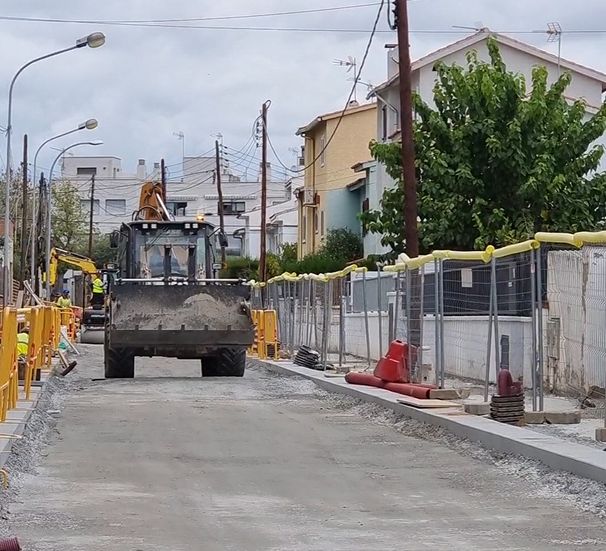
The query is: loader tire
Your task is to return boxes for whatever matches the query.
[104,346,135,379]
[202,348,246,377]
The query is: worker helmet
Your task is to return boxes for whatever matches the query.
[62,289,69,296]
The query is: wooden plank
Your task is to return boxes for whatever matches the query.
[396,397,461,409]
[15,290,24,308]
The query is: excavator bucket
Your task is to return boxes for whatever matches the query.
[108,283,254,356]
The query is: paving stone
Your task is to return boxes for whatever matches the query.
[544,411,581,425]
[464,402,490,415]
[524,411,545,424]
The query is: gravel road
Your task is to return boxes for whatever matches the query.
[1,346,606,550]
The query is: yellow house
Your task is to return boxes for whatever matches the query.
[295,101,376,258]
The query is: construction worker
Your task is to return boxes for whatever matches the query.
[57,290,72,309]
[91,275,105,307]
[16,326,29,380]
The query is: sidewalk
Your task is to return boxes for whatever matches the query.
[258,359,606,484]
[0,378,46,470]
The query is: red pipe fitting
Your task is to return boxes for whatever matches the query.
[0,537,21,551]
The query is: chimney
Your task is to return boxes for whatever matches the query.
[386,44,399,80]
[136,159,146,179]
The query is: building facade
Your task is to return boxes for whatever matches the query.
[295,102,376,259]
[62,155,289,258]
[365,29,606,256]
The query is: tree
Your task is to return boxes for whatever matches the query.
[322,228,363,262]
[51,181,88,251]
[362,39,606,253]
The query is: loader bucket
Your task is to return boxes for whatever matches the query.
[108,283,254,352]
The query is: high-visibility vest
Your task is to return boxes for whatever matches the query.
[92,279,104,294]
[17,332,29,357]
[57,297,72,308]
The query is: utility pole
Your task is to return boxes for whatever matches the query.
[88,174,95,257]
[395,0,418,258]
[395,0,421,379]
[259,101,269,292]
[33,173,46,296]
[160,158,167,204]
[215,140,226,266]
[19,134,28,285]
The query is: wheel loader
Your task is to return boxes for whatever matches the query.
[104,182,254,378]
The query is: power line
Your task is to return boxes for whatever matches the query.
[71,3,383,24]
[286,0,385,174]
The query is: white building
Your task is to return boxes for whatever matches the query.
[237,177,300,258]
[365,29,606,256]
[61,156,160,233]
[62,154,290,258]
[167,157,289,256]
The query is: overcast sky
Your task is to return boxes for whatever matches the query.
[1,0,605,181]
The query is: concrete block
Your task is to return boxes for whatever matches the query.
[544,411,581,425]
[464,402,490,415]
[524,411,545,424]
[429,389,461,400]
[595,427,606,443]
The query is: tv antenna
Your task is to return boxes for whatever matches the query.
[173,131,185,160]
[334,56,359,102]
[546,22,562,76]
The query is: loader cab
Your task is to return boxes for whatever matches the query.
[113,220,222,281]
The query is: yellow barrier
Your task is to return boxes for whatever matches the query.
[0,308,17,421]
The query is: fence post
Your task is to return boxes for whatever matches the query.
[377,264,384,359]
[491,256,501,381]
[530,248,538,411]
[361,269,371,368]
[438,260,445,388]
[536,247,544,411]
[433,259,441,387]
[405,267,413,379]
[338,276,345,367]
[393,271,401,342]
[297,279,304,348]
[483,260,494,402]
[321,279,330,370]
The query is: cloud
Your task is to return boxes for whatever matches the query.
[0,0,604,177]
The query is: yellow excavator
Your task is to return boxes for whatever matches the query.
[48,247,98,286]
[47,247,108,344]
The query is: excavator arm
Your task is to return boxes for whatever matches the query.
[133,181,174,221]
[49,248,98,286]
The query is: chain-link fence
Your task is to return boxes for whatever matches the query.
[255,232,606,422]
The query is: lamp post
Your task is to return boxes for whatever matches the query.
[30,118,98,283]
[3,31,105,303]
[45,140,103,300]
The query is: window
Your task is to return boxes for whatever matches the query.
[302,214,306,243]
[320,210,325,236]
[221,201,246,215]
[166,201,187,217]
[361,198,369,237]
[381,106,388,141]
[105,199,126,215]
[80,199,100,215]
[319,134,326,167]
[76,167,97,176]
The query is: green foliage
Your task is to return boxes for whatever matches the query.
[279,242,297,265]
[322,228,363,262]
[362,39,606,252]
[281,229,363,274]
[51,181,88,251]
[220,256,259,280]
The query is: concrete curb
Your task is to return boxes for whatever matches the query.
[0,384,45,470]
[258,359,606,484]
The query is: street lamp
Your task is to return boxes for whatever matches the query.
[3,32,106,303]
[45,140,103,299]
[30,118,98,282]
